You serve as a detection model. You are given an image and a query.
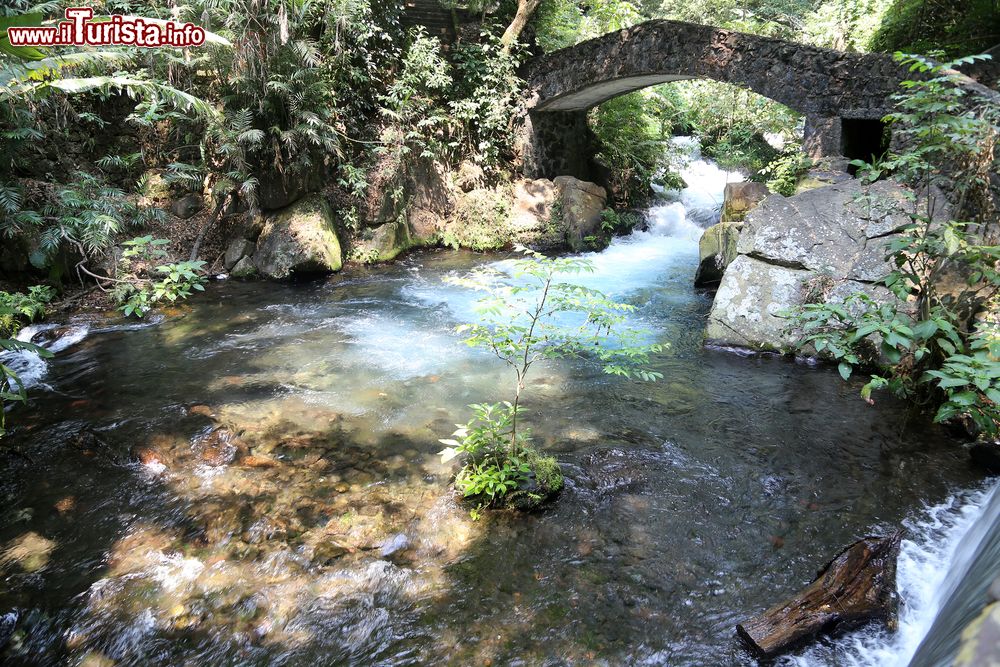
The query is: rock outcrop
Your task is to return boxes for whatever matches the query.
[509,175,607,251]
[720,182,769,222]
[253,195,342,280]
[695,183,769,287]
[695,221,742,288]
[350,220,414,263]
[705,179,913,350]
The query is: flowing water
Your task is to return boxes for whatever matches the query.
[0,149,990,666]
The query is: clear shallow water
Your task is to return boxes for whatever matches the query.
[0,159,986,666]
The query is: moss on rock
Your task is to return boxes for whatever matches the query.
[444,187,514,251]
[456,447,564,515]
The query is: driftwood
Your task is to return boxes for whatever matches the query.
[737,531,903,660]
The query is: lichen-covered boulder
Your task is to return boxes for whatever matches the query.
[555,175,607,251]
[253,195,342,280]
[230,256,257,279]
[706,179,914,351]
[445,187,514,251]
[695,221,742,287]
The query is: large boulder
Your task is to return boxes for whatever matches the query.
[509,176,607,251]
[706,179,913,350]
[224,238,255,271]
[350,221,414,263]
[721,182,769,222]
[170,193,204,220]
[408,159,455,245]
[695,221,742,287]
[253,195,342,280]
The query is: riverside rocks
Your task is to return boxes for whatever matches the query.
[695,182,768,287]
[737,532,903,659]
[720,182,769,223]
[508,175,608,251]
[253,195,343,280]
[706,179,915,351]
[695,221,742,288]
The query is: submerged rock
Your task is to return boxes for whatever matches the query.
[380,533,410,558]
[241,455,280,469]
[196,428,247,467]
[311,540,350,565]
[253,195,342,280]
[129,446,168,468]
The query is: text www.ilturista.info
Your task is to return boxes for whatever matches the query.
[8,7,206,48]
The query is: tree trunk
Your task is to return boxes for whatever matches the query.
[500,0,542,53]
[736,531,903,660]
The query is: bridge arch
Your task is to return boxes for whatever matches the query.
[521,20,906,179]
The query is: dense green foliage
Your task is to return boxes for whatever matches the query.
[870,0,1000,58]
[440,249,663,517]
[787,53,1000,436]
[535,0,992,189]
[0,285,53,337]
[758,144,813,196]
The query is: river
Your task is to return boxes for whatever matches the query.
[0,147,988,666]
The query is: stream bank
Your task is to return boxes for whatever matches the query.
[0,147,988,666]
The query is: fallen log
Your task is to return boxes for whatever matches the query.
[737,531,903,660]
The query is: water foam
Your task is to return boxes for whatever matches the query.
[787,483,998,667]
[1,323,89,390]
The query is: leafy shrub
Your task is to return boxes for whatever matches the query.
[786,53,1000,438]
[448,33,525,177]
[590,90,685,206]
[600,208,640,235]
[112,236,207,317]
[440,249,663,517]
[759,147,813,196]
[0,285,55,337]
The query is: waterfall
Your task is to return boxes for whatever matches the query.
[0,323,88,390]
[908,482,1000,666]
[791,482,1000,667]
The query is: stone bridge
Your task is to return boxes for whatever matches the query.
[521,20,910,179]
